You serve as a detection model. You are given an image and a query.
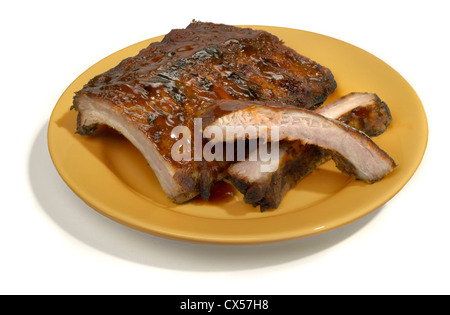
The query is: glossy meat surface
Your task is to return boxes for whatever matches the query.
[72,21,337,202]
[315,92,392,137]
[75,22,336,165]
[226,93,393,211]
[203,100,396,184]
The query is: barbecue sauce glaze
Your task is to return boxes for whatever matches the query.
[76,21,336,170]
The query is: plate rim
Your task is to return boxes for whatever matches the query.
[47,25,428,245]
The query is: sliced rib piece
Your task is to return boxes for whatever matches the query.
[203,100,396,185]
[315,92,392,136]
[72,21,337,203]
[226,93,392,211]
[228,141,329,211]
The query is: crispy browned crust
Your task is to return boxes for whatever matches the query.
[228,143,329,211]
[72,21,337,202]
[221,96,395,211]
[336,95,392,137]
[74,21,336,157]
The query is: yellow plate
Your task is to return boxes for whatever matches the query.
[48,25,428,245]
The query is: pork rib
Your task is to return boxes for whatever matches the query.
[228,141,329,211]
[315,92,392,137]
[72,21,337,203]
[226,93,393,210]
[203,99,396,185]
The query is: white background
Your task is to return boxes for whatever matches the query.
[1,0,448,295]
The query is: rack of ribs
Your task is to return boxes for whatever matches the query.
[72,21,338,203]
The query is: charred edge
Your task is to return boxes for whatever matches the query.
[255,146,329,211]
[229,145,329,211]
[330,151,363,182]
[173,169,197,194]
[75,112,98,136]
[335,95,392,137]
[330,150,396,184]
[173,160,225,201]
[199,161,217,201]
